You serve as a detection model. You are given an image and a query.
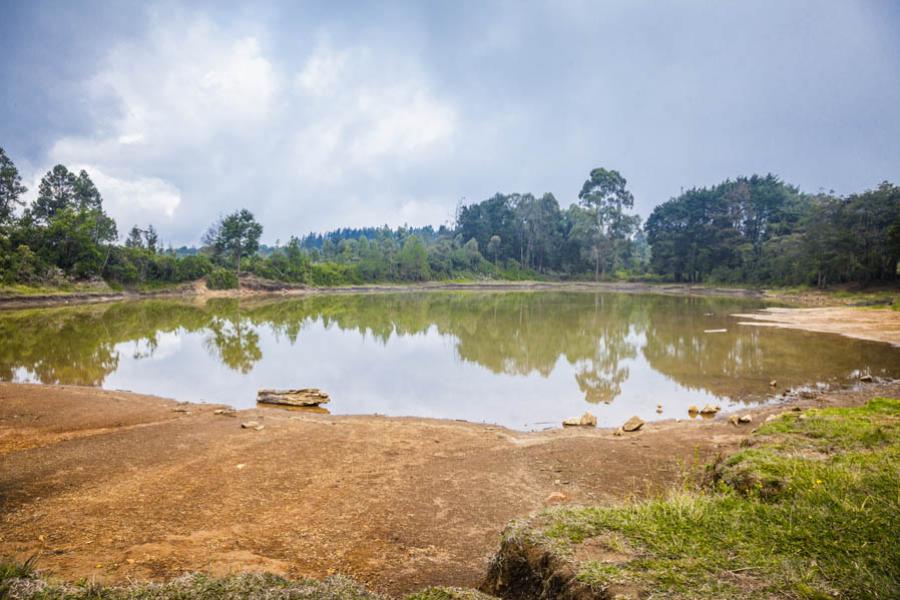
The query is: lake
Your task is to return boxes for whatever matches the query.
[2,291,897,429]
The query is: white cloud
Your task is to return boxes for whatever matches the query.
[288,45,457,183]
[83,166,182,220]
[294,47,349,96]
[33,21,460,243]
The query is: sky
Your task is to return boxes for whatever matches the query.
[2,0,899,246]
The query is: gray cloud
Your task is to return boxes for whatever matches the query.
[2,0,898,246]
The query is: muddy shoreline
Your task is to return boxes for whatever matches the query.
[2,381,898,596]
[735,306,900,346]
[0,280,767,310]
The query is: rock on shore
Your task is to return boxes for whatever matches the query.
[257,388,331,407]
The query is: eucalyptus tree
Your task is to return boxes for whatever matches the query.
[577,168,639,279]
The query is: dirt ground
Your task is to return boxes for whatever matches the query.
[3,382,898,596]
[734,306,900,346]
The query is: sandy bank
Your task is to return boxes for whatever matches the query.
[2,381,898,596]
[734,306,900,346]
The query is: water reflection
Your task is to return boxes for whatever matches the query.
[1,292,897,428]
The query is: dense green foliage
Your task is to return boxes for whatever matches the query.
[206,267,239,290]
[646,175,900,285]
[0,145,896,289]
[509,397,900,598]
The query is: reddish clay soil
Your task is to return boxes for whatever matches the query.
[2,381,898,596]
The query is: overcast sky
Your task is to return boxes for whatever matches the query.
[2,1,899,246]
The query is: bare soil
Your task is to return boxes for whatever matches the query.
[3,381,898,597]
[734,306,900,346]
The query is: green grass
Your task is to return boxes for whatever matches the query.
[518,398,900,599]
[0,283,113,297]
[104,280,187,293]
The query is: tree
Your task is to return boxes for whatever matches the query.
[0,146,27,225]
[398,235,429,280]
[126,226,145,249]
[73,170,103,212]
[577,168,638,279]
[145,224,159,254]
[487,235,501,264]
[32,165,77,224]
[204,209,263,275]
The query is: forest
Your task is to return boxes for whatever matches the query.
[1,145,897,290]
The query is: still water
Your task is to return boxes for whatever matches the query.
[2,292,897,429]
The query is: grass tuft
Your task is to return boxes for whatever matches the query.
[0,571,385,600]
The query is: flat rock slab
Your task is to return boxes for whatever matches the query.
[257,388,330,407]
[622,415,645,432]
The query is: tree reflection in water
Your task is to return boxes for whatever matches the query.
[0,293,897,405]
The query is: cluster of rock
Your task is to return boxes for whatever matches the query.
[562,412,597,427]
[562,411,646,436]
[687,404,721,416]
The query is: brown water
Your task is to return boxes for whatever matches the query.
[1,291,897,429]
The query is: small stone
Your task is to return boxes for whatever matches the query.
[236,463,247,470]
[798,414,808,421]
[622,415,645,432]
[728,415,740,426]
[860,374,873,383]
[799,390,817,399]
[769,380,777,387]
[765,414,779,423]
[171,407,190,413]
[700,404,720,415]
[687,405,699,415]
[241,421,264,431]
[213,408,235,416]
[613,427,624,436]
[738,415,752,424]
[545,491,568,504]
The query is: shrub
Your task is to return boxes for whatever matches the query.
[310,262,361,286]
[206,268,239,290]
[175,255,214,281]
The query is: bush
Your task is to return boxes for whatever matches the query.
[175,255,214,281]
[2,244,44,284]
[310,262,361,286]
[206,268,239,290]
